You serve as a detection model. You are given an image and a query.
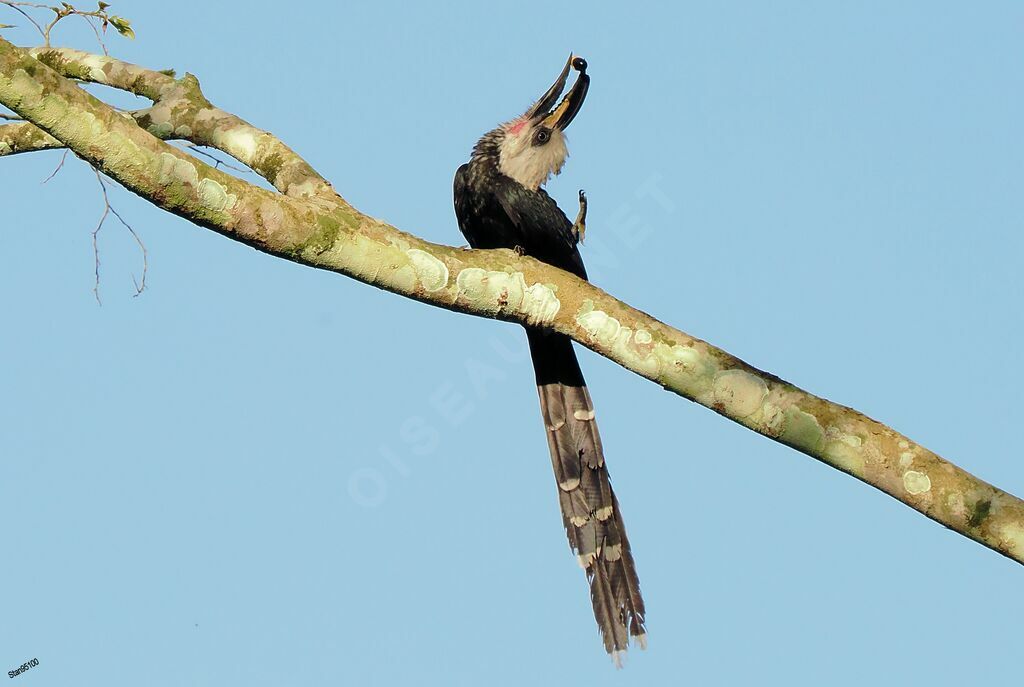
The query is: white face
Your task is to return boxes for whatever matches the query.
[497,118,569,191]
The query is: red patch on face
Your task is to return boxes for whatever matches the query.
[507,119,526,135]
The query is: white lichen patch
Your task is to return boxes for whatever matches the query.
[258,198,286,238]
[826,440,865,476]
[145,101,174,126]
[79,54,113,82]
[903,470,932,495]
[405,249,449,292]
[761,402,785,435]
[387,263,418,294]
[156,152,199,187]
[73,111,105,141]
[659,344,703,373]
[575,301,659,376]
[994,520,1024,560]
[11,69,44,101]
[947,492,966,519]
[334,232,402,284]
[577,307,622,342]
[455,268,560,325]
[899,451,914,468]
[654,342,712,395]
[214,126,259,164]
[780,406,824,453]
[197,177,237,212]
[0,141,10,155]
[523,283,560,324]
[818,423,865,471]
[148,121,174,138]
[712,370,768,418]
[287,178,321,198]
[174,124,193,138]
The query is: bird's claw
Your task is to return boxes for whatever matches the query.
[572,189,588,243]
[513,244,527,256]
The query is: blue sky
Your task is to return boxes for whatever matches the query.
[2,1,1023,685]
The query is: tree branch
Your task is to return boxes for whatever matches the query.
[2,37,1022,565]
[1,46,336,199]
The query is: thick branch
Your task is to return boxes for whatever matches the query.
[2,38,1022,565]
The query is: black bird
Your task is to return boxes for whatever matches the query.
[453,56,646,663]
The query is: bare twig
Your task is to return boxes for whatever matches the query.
[0,111,23,120]
[90,167,108,304]
[109,196,147,296]
[89,166,147,302]
[76,13,106,56]
[41,147,67,182]
[179,141,252,174]
[0,3,46,43]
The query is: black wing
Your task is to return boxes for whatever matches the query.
[454,163,587,280]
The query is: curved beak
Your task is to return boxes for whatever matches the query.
[526,55,590,131]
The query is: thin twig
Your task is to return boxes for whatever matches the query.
[110,200,147,296]
[77,14,106,56]
[0,3,46,43]
[41,147,68,183]
[90,167,108,304]
[180,142,252,174]
[0,111,23,120]
[90,167,148,300]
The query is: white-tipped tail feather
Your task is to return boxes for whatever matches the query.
[529,328,647,660]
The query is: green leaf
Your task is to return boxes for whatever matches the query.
[108,15,135,39]
[98,1,111,9]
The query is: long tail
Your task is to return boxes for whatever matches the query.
[526,327,646,664]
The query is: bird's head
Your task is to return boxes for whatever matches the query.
[472,55,590,191]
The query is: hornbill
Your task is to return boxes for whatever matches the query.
[453,56,646,663]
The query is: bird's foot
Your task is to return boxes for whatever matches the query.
[572,189,588,243]
[513,244,527,256]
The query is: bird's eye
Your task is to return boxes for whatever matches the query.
[534,128,551,145]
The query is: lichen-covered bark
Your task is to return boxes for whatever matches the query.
[2,37,1023,565]
[0,115,60,153]
[4,46,335,200]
